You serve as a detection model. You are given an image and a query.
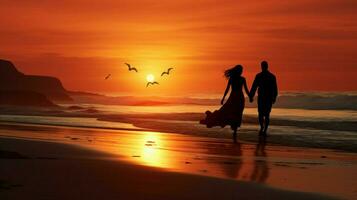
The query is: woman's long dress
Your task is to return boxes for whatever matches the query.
[200,76,245,130]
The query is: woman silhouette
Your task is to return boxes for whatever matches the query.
[200,65,250,143]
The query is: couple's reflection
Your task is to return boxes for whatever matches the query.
[203,137,269,183]
[250,136,269,182]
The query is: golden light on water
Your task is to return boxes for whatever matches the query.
[140,132,167,167]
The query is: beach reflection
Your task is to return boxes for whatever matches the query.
[124,131,245,176]
[197,137,269,182]
[1,123,356,199]
[0,122,270,182]
[250,137,269,183]
[124,130,270,183]
[140,132,167,167]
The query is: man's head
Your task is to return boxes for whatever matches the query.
[261,61,268,71]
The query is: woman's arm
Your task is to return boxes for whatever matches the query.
[243,78,250,97]
[221,78,231,105]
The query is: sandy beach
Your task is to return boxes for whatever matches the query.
[1,123,356,199]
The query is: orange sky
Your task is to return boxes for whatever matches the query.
[1,0,356,95]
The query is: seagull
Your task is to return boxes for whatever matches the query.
[146,81,159,87]
[125,63,138,72]
[105,74,111,80]
[161,67,173,76]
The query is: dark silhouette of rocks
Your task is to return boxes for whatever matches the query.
[0,150,28,159]
[0,90,57,107]
[67,105,85,110]
[0,59,72,102]
[81,108,100,114]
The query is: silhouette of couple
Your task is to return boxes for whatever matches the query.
[200,61,278,143]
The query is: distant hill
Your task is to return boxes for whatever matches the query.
[0,90,57,107]
[0,59,72,102]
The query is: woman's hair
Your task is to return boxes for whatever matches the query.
[224,65,243,79]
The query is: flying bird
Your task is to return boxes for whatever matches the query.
[161,67,173,76]
[146,81,159,87]
[105,74,111,80]
[125,63,138,72]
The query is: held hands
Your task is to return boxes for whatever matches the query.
[249,95,254,103]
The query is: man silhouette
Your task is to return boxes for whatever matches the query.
[249,61,278,136]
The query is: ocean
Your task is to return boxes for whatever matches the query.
[0,92,356,152]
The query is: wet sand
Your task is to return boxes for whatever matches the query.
[1,123,356,199]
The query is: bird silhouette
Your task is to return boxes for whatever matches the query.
[105,74,111,80]
[125,63,138,72]
[146,81,159,87]
[161,67,173,76]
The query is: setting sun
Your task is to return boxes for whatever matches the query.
[146,74,155,82]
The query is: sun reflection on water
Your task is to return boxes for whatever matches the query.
[139,131,170,168]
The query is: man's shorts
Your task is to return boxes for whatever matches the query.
[258,96,273,116]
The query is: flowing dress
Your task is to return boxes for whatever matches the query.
[200,76,245,130]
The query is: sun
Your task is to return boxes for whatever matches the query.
[146,74,155,82]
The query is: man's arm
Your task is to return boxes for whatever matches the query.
[249,75,259,102]
[272,76,278,103]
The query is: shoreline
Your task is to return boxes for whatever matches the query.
[1,115,356,153]
[1,107,357,132]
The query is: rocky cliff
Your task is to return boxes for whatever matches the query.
[0,59,72,102]
[0,90,57,107]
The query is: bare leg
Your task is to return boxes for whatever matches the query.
[263,114,270,135]
[258,113,264,134]
[232,125,238,143]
